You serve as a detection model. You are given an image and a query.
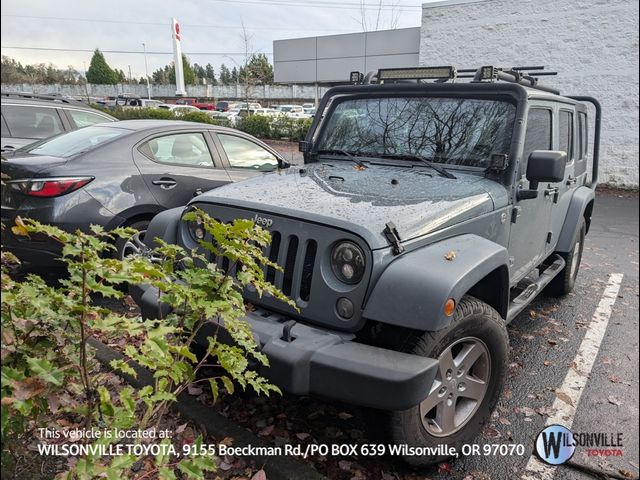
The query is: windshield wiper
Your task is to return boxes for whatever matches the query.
[380,154,456,179]
[316,149,367,169]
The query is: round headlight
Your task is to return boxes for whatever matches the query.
[187,218,205,242]
[331,241,365,284]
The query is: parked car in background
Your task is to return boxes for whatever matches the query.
[121,98,164,109]
[157,104,201,116]
[207,107,241,125]
[216,100,238,112]
[175,98,216,110]
[1,120,288,266]
[303,106,316,116]
[276,104,311,118]
[302,102,315,109]
[237,107,279,119]
[1,92,117,153]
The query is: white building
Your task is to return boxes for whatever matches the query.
[274,0,639,187]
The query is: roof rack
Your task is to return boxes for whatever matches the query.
[357,65,560,95]
[0,91,86,105]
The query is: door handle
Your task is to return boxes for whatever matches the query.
[152,178,177,189]
[544,186,559,203]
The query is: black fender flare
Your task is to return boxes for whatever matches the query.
[142,206,183,248]
[556,186,595,253]
[362,234,509,331]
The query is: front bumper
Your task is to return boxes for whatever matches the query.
[131,283,438,411]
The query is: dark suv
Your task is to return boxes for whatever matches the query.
[1,92,116,153]
[133,66,601,466]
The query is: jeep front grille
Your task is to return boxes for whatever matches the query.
[212,229,318,302]
[192,203,370,330]
[265,233,317,300]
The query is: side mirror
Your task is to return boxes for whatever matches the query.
[526,150,567,189]
[516,150,566,201]
[277,157,291,169]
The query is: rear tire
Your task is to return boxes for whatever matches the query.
[386,296,508,467]
[546,218,585,297]
[114,219,151,260]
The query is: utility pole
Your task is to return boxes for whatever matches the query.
[142,42,151,99]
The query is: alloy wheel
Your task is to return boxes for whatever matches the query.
[419,336,491,437]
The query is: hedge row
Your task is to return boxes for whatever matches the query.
[100,106,313,141]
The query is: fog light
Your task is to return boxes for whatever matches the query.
[336,297,354,319]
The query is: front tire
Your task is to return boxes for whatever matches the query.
[387,296,508,467]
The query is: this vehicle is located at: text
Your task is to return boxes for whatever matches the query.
[133,65,601,466]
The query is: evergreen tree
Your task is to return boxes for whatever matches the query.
[85,49,118,85]
[230,66,239,84]
[169,54,196,85]
[218,64,231,85]
[205,63,217,85]
[239,54,273,85]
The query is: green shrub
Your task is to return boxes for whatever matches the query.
[93,104,310,140]
[1,211,291,479]
[236,114,271,138]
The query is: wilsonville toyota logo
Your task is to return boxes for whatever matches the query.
[535,425,576,465]
[535,425,624,465]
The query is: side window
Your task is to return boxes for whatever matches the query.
[578,112,588,160]
[143,133,214,167]
[66,109,113,128]
[558,110,574,162]
[522,108,552,174]
[1,105,64,139]
[218,134,278,171]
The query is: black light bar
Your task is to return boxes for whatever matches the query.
[377,66,456,82]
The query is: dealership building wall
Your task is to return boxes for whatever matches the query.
[419,0,639,187]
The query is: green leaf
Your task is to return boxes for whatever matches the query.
[109,359,137,379]
[220,376,234,395]
[155,438,172,467]
[26,358,64,386]
[178,459,203,479]
[208,378,219,403]
[158,466,177,480]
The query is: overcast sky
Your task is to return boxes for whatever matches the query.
[1,0,429,79]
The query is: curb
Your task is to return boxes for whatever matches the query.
[88,337,327,480]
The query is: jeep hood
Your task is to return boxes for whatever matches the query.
[194,162,509,249]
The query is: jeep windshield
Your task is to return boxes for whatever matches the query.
[316,96,515,169]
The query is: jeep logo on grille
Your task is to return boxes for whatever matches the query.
[253,214,273,228]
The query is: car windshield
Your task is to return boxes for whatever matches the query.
[278,106,293,112]
[316,96,516,169]
[23,125,126,157]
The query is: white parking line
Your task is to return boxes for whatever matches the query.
[521,273,624,480]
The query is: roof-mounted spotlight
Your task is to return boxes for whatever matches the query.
[350,71,364,84]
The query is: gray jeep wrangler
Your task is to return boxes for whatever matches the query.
[133,65,601,466]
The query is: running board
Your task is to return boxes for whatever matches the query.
[506,255,566,322]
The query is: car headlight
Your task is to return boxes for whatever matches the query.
[331,241,366,284]
[187,217,206,242]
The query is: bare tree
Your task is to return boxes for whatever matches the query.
[358,0,402,31]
